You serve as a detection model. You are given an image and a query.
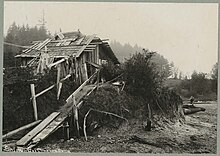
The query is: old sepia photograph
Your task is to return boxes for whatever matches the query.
[2,1,218,154]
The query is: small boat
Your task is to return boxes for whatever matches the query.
[182,104,206,115]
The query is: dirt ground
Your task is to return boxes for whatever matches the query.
[3,102,217,153]
[30,102,217,154]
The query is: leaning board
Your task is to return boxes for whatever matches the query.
[27,85,97,148]
[16,112,60,146]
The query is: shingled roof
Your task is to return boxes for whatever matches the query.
[16,31,119,64]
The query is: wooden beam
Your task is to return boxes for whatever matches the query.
[24,38,51,53]
[30,84,38,121]
[3,120,42,139]
[48,58,66,69]
[60,74,72,82]
[32,41,43,44]
[83,109,91,141]
[57,64,61,87]
[76,34,96,58]
[35,85,55,98]
[57,82,63,100]
[72,96,80,137]
[15,55,37,58]
[97,69,100,87]
[27,57,38,66]
[26,84,97,149]
[84,63,88,81]
[53,56,69,58]
[93,38,109,42]
[36,38,52,51]
[90,42,103,45]
[87,45,97,48]
[85,45,97,49]
[96,45,99,64]
[50,38,75,43]
[16,112,60,146]
[86,61,100,68]
[76,101,84,109]
[84,50,94,52]
[63,121,70,140]
[74,56,78,80]
[85,47,96,50]
[90,41,109,45]
[77,85,97,109]
[33,74,71,99]
[66,70,98,103]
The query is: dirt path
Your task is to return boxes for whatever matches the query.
[3,102,217,153]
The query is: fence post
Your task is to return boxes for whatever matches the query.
[73,95,80,137]
[30,84,38,121]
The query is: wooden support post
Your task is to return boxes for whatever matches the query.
[78,68,82,85]
[94,47,97,63]
[57,82,62,100]
[69,108,74,138]
[66,122,70,140]
[30,84,38,121]
[57,64,61,86]
[57,64,62,100]
[72,95,80,137]
[75,107,80,138]
[84,63,88,80]
[81,63,88,82]
[63,121,70,141]
[96,69,100,88]
[96,45,99,64]
[74,56,77,80]
[145,103,152,131]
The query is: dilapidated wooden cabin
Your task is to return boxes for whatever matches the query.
[8,31,120,148]
[15,30,119,83]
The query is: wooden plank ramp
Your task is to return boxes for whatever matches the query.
[16,112,60,146]
[26,84,97,149]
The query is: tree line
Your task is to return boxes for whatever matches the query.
[110,40,174,79]
[4,22,218,100]
[178,64,218,100]
[3,22,50,67]
[110,40,218,100]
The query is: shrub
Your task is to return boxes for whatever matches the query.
[3,67,77,132]
[122,52,184,119]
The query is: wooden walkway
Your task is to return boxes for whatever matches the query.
[16,84,97,148]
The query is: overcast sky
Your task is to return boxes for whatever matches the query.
[4,2,218,76]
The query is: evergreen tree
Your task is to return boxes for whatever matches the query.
[4,22,49,67]
[110,40,173,79]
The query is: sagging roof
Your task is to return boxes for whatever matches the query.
[16,31,119,64]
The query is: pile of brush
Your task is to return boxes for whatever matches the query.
[78,84,147,136]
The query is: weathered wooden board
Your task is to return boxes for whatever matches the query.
[30,84,38,121]
[16,112,60,146]
[30,116,66,146]
[76,34,96,57]
[66,71,98,103]
[86,61,100,68]
[81,63,88,82]
[27,84,97,148]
